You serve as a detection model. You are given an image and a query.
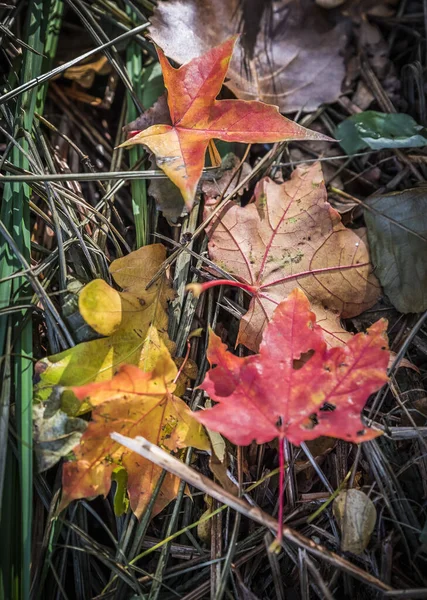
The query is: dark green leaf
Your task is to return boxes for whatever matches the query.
[141,62,164,109]
[336,111,427,154]
[364,188,427,313]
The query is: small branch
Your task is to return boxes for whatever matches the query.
[187,279,257,297]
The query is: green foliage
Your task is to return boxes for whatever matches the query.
[364,188,427,313]
[336,111,427,154]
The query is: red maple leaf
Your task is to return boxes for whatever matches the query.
[195,289,389,447]
[119,37,331,208]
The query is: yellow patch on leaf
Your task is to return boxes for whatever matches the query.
[37,244,174,406]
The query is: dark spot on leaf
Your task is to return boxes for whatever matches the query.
[320,402,336,412]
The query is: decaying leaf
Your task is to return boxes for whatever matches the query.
[33,388,87,472]
[196,289,389,446]
[150,0,346,113]
[197,495,214,544]
[59,328,209,518]
[201,153,252,203]
[333,489,377,554]
[64,55,112,88]
[205,162,380,351]
[295,437,336,493]
[120,37,330,208]
[149,153,251,222]
[124,93,171,134]
[364,188,427,313]
[36,244,174,401]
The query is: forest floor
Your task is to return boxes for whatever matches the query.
[2,1,427,599]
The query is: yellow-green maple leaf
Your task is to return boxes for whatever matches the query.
[37,244,174,409]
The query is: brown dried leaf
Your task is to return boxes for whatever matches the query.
[333,489,377,554]
[205,162,380,351]
[201,154,252,204]
[123,93,171,134]
[150,0,347,113]
[63,55,112,89]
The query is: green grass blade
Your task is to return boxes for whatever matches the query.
[126,8,148,248]
[0,1,63,598]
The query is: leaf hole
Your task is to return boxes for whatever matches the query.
[293,349,314,370]
[302,414,317,430]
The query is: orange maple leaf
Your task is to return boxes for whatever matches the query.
[59,329,209,518]
[119,37,331,208]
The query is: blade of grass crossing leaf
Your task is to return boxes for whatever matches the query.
[126,6,148,248]
[0,2,62,598]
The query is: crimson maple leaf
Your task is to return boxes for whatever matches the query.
[119,37,331,208]
[195,289,389,447]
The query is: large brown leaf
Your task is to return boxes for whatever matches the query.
[205,162,380,351]
[150,0,346,113]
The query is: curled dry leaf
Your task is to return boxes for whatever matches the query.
[196,289,389,446]
[120,37,331,209]
[333,489,377,554]
[124,93,171,134]
[205,162,380,351]
[36,244,174,402]
[59,328,209,518]
[63,55,112,88]
[150,0,346,113]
